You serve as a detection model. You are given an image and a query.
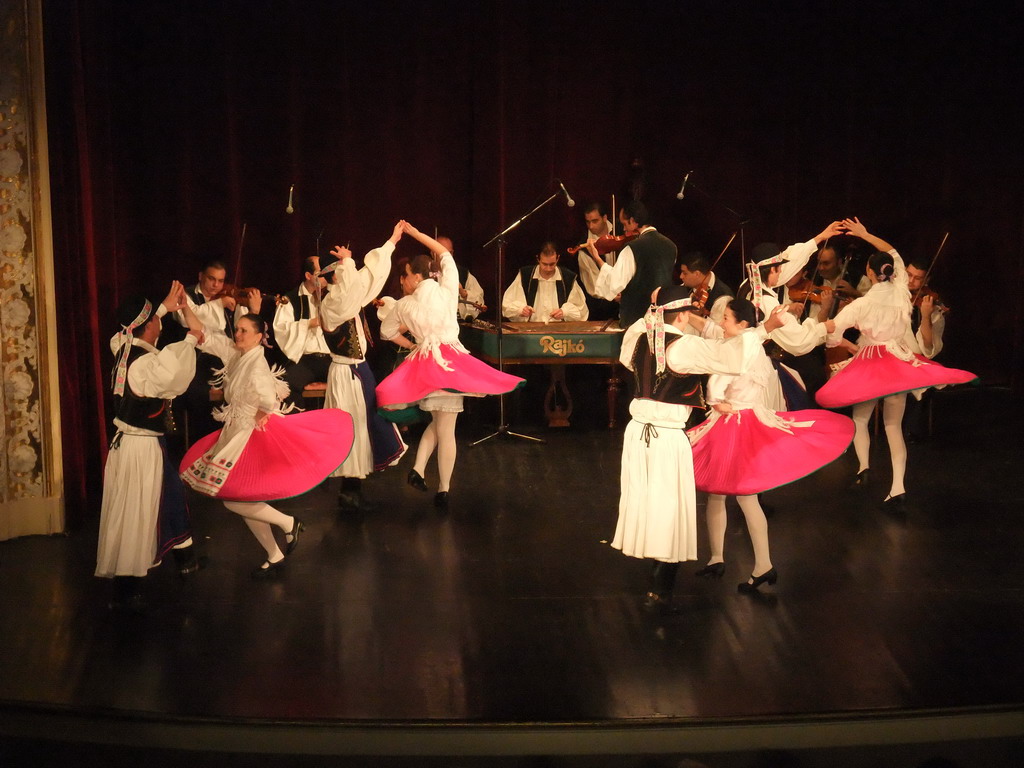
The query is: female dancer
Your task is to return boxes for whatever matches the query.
[687,296,855,592]
[181,299,354,576]
[376,222,524,509]
[815,219,976,510]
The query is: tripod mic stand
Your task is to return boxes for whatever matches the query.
[471,191,565,446]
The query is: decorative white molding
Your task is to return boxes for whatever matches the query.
[0,0,64,539]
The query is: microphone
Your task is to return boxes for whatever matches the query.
[676,171,693,200]
[286,184,295,214]
[558,180,575,208]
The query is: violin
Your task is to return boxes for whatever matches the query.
[913,286,950,315]
[787,276,829,305]
[566,231,639,255]
[214,285,289,309]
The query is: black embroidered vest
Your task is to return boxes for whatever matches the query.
[518,265,579,309]
[322,319,363,359]
[631,333,705,408]
[112,346,173,433]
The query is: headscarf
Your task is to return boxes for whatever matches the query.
[643,285,693,376]
[112,296,154,397]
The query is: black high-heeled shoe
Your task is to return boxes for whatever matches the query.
[251,558,285,580]
[852,469,870,489]
[434,491,449,510]
[284,519,304,555]
[882,493,907,512]
[738,567,777,593]
[407,469,428,492]
[695,562,725,578]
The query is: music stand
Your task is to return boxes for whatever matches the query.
[471,191,565,446]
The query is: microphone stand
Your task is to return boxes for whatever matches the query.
[471,191,564,446]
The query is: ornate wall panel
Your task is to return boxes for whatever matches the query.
[0,0,63,539]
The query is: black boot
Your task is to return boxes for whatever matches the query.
[339,477,375,514]
[642,561,680,613]
[172,544,204,576]
[109,576,146,614]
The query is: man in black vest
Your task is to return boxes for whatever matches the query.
[175,258,247,441]
[678,251,734,327]
[501,241,589,323]
[272,256,332,409]
[585,200,676,328]
[99,284,205,611]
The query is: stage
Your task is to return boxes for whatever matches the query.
[1,385,1022,766]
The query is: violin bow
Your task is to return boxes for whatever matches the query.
[912,232,950,306]
[234,221,247,286]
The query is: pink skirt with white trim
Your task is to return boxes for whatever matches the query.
[688,409,855,496]
[816,345,977,409]
[180,409,354,502]
[375,344,524,409]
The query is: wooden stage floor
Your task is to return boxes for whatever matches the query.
[1,385,1023,766]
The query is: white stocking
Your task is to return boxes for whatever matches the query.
[882,392,908,498]
[705,494,727,564]
[223,501,291,562]
[433,411,459,492]
[413,419,437,478]
[736,494,772,576]
[851,399,876,474]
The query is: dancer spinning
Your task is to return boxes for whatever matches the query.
[376,222,524,509]
[612,285,787,612]
[815,219,976,510]
[181,300,354,577]
[686,296,855,593]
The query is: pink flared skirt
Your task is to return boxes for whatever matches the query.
[375,344,524,409]
[688,408,855,496]
[816,345,977,409]
[180,409,354,502]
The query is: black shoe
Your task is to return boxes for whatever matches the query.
[252,558,285,580]
[882,493,907,513]
[738,567,778,593]
[641,591,669,614]
[695,562,725,579]
[852,469,870,489]
[173,545,205,576]
[285,519,304,555]
[338,491,376,514]
[433,491,449,510]
[407,469,428,492]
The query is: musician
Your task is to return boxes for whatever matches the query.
[736,224,848,407]
[319,227,408,514]
[611,284,786,613]
[175,258,249,440]
[903,256,947,441]
[575,202,620,320]
[272,257,332,409]
[815,244,862,300]
[433,236,486,322]
[587,200,676,328]
[678,251,734,327]
[502,241,589,323]
[905,257,945,359]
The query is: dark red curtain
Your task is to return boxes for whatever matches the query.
[44,0,1024,523]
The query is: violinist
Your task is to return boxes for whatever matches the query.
[575,202,620,320]
[905,258,946,360]
[735,223,848,409]
[272,256,332,409]
[678,251,734,327]
[903,257,947,442]
[814,244,862,302]
[175,258,252,439]
[587,200,676,328]
[434,236,486,322]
